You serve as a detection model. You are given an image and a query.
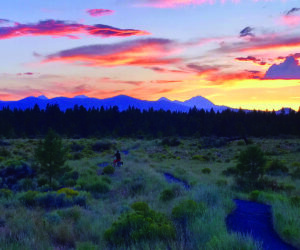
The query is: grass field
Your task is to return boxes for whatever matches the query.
[0,137,299,249]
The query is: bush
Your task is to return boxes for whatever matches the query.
[91,141,113,152]
[19,190,87,208]
[161,137,181,147]
[290,196,300,207]
[76,242,97,250]
[104,202,176,246]
[0,188,13,199]
[216,179,228,187]
[172,199,206,224]
[57,206,81,222]
[102,165,115,175]
[57,188,79,198]
[291,167,300,180]
[266,159,289,176]
[222,166,238,176]
[235,146,266,190]
[192,155,209,161]
[202,168,211,174]
[159,188,176,202]
[85,180,110,194]
[249,190,260,201]
[19,190,39,206]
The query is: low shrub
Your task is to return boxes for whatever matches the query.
[222,166,237,176]
[85,180,110,194]
[76,242,97,250]
[249,190,260,201]
[290,196,300,207]
[192,155,209,161]
[0,188,13,199]
[18,190,39,206]
[202,168,211,174]
[159,188,176,202]
[161,137,181,147]
[102,165,115,175]
[19,190,87,208]
[172,199,206,224]
[104,202,176,246]
[92,141,113,152]
[57,206,81,222]
[52,222,76,248]
[57,188,79,198]
[291,167,300,180]
[266,159,289,176]
[216,179,228,187]
[44,211,61,224]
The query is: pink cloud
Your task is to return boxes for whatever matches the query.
[0,19,149,40]
[87,9,114,17]
[279,15,300,27]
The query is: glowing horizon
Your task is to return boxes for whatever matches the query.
[0,0,299,111]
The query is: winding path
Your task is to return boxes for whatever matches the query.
[226,199,297,250]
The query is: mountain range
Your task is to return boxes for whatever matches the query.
[0,95,293,113]
[0,95,231,112]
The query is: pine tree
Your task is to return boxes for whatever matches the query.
[35,129,67,185]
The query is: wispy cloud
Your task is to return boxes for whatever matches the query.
[235,56,266,66]
[86,9,114,17]
[0,19,149,39]
[43,38,181,67]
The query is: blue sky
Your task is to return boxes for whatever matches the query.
[0,0,300,110]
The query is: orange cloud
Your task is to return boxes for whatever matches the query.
[43,38,181,67]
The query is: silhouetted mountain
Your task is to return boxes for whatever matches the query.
[0,95,293,113]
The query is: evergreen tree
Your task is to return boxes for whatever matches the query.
[35,129,67,185]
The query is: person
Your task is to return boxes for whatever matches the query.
[113,150,121,167]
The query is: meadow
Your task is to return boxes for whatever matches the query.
[0,136,299,250]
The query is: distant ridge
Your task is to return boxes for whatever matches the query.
[0,95,293,113]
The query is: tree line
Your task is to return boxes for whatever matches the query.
[0,104,299,138]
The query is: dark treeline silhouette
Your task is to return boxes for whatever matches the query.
[0,104,299,138]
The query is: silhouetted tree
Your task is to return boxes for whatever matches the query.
[35,129,67,185]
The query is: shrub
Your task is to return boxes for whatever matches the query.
[161,137,181,147]
[216,179,228,187]
[19,190,39,206]
[57,206,81,222]
[192,155,208,161]
[291,167,300,180]
[202,168,211,174]
[290,196,300,207]
[102,165,115,175]
[70,142,84,152]
[85,180,110,194]
[52,223,75,247]
[104,202,176,246]
[172,199,206,224]
[0,188,13,199]
[266,159,289,175]
[76,242,97,250]
[249,190,260,201]
[44,211,61,224]
[57,188,79,198]
[159,188,177,202]
[235,146,266,190]
[91,141,113,152]
[222,166,238,176]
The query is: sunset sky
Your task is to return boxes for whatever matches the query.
[1,0,300,110]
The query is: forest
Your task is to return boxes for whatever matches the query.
[0,104,299,138]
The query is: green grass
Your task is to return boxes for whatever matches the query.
[0,137,299,249]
